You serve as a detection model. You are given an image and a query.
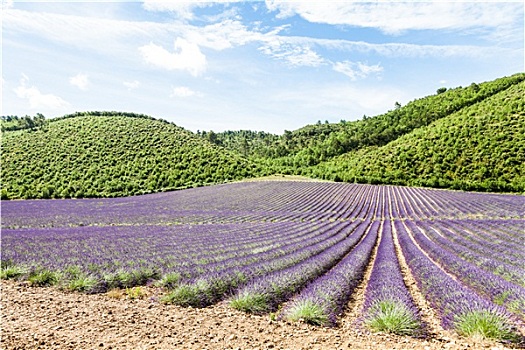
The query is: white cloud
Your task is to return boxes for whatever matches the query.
[170,86,197,98]
[14,75,69,110]
[143,1,197,20]
[123,80,140,90]
[281,36,500,59]
[259,41,325,67]
[3,7,508,66]
[139,38,207,76]
[2,0,13,10]
[3,8,175,55]
[142,0,245,21]
[333,61,383,81]
[69,73,89,90]
[187,20,264,51]
[264,1,523,37]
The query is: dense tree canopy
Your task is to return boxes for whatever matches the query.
[1,113,264,199]
[311,81,525,192]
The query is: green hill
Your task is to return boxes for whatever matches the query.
[311,80,525,192]
[1,112,263,199]
[2,73,524,198]
[208,73,524,170]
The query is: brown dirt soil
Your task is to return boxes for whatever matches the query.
[2,281,522,350]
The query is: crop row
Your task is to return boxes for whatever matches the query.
[2,181,523,341]
[394,221,519,340]
[3,182,523,230]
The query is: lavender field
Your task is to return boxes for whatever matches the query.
[2,181,524,340]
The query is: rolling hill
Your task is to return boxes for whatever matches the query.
[1,112,263,199]
[2,73,524,198]
[211,73,525,170]
[311,80,525,192]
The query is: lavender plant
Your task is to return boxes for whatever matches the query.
[164,221,365,307]
[282,221,379,326]
[230,221,377,314]
[406,221,525,316]
[394,221,520,341]
[362,220,421,335]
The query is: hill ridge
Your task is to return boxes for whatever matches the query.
[2,72,523,197]
[1,115,264,199]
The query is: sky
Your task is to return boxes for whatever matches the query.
[2,0,524,134]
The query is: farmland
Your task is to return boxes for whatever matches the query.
[2,181,524,347]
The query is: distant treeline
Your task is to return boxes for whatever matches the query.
[1,114,47,132]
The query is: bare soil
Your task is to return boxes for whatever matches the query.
[2,281,521,350]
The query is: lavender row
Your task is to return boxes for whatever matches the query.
[229,221,378,314]
[445,219,525,256]
[417,221,525,286]
[394,221,517,334]
[4,183,523,232]
[163,220,367,307]
[2,222,303,272]
[3,220,352,291]
[405,221,525,317]
[281,221,379,326]
[189,221,350,279]
[2,221,317,276]
[361,220,421,335]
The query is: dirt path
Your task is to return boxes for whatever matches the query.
[2,281,519,350]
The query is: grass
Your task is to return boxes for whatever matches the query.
[28,269,61,287]
[0,264,28,280]
[126,286,146,299]
[229,291,269,314]
[104,268,160,289]
[66,274,98,292]
[364,300,420,336]
[156,272,182,289]
[454,310,520,342]
[162,284,203,307]
[285,299,330,326]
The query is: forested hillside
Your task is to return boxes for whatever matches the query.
[1,112,263,199]
[2,73,524,199]
[210,73,525,169]
[311,81,525,192]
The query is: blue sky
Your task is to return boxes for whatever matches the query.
[2,1,523,134]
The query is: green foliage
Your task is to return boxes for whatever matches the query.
[213,73,524,169]
[2,73,524,197]
[364,300,420,335]
[313,80,525,192]
[285,299,330,326]
[103,267,160,290]
[28,269,61,287]
[454,310,520,341]
[1,264,28,280]
[1,113,47,132]
[125,286,146,299]
[156,272,182,290]
[162,284,203,307]
[229,291,270,314]
[66,274,98,292]
[1,112,263,199]
[202,129,281,158]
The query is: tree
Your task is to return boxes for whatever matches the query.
[207,130,218,145]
